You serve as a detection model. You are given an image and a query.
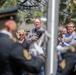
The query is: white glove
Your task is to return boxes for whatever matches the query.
[56,45,69,53]
[34,43,44,55]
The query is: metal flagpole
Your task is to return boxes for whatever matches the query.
[45,0,60,75]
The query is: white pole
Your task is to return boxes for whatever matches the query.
[45,0,60,75]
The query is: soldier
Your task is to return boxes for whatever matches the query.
[57,44,76,75]
[0,7,45,75]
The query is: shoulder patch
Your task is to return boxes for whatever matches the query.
[73,43,76,47]
[69,46,75,52]
[60,59,66,69]
[23,49,32,60]
[9,37,17,42]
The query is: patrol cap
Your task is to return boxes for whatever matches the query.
[0,6,19,22]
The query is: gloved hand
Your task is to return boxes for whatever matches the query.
[56,45,69,53]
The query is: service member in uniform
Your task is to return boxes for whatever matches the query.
[0,7,45,75]
[57,44,76,75]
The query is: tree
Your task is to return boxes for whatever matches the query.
[59,0,76,26]
[1,0,76,26]
[17,0,47,23]
[59,0,68,26]
[0,0,6,8]
[0,0,17,10]
[0,0,47,24]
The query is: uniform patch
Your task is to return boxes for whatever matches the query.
[69,46,75,52]
[60,59,66,69]
[73,43,76,46]
[23,49,32,60]
[9,37,17,42]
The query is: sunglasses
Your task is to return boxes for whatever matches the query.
[19,34,24,36]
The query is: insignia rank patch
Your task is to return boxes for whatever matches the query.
[23,49,32,60]
[60,59,66,69]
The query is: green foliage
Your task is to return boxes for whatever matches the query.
[0,0,17,10]
[59,0,66,11]
[32,10,43,18]
[18,12,26,19]
[26,18,33,24]
[0,0,47,24]
[0,0,6,8]
[2,0,76,26]
[59,0,67,25]
[59,0,76,26]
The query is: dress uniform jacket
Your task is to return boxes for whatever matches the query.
[58,45,76,75]
[0,30,44,75]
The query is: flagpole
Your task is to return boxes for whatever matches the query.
[45,0,60,75]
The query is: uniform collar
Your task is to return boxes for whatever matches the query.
[0,30,13,37]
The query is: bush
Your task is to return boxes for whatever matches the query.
[26,18,33,24]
